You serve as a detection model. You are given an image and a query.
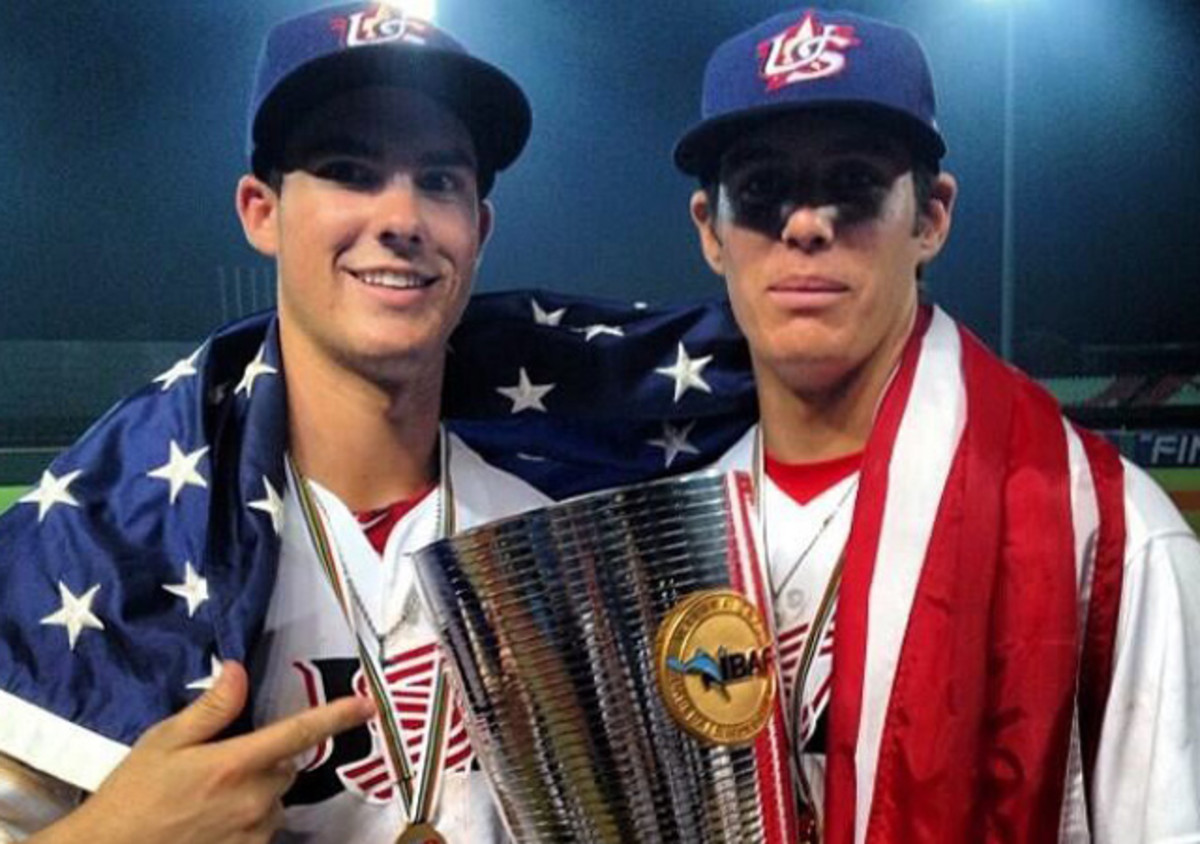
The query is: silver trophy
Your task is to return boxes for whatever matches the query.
[414,471,796,843]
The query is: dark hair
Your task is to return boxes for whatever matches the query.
[911,161,937,231]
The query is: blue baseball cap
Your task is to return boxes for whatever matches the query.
[248,2,531,196]
[674,8,946,178]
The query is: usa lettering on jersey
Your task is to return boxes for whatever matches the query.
[287,645,473,807]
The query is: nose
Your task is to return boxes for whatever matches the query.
[781,203,836,254]
[375,176,426,255]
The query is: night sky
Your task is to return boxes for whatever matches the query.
[1,0,1196,374]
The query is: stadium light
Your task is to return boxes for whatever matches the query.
[391,0,438,21]
[999,4,1016,362]
[973,0,1019,359]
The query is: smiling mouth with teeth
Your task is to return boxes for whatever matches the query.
[350,269,438,290]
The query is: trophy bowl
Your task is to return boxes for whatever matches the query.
[414,471,796,843]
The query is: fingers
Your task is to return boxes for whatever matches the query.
[232,694,376,770]
[270,759,299,798]
[140,661,249,750]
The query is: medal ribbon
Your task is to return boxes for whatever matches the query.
[288,428,456,828]
[752,428,853,841]
[752,429,848,743]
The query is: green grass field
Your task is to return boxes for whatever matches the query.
[0,486,26,514]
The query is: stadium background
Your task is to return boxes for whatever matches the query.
[1,0,1197,529]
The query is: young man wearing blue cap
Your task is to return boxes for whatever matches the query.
[679,8,1200,843]
[0,4,545,842]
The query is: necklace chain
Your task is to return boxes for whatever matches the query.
[290,428,456,828]
[770,477,858,599]
[342,435,450,651]
[343,485,442,648]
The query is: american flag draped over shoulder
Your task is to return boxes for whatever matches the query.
[446,290,757,495]
[0,289,755,790]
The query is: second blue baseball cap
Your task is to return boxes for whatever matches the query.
[248,2,531,196]
[674,8,946,178]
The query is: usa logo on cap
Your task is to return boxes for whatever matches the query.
[758,11,861,90]
[331,3,430,49]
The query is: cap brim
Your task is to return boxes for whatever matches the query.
[674,100,946,178]
[252,44,531,185]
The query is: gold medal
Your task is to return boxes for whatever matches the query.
[655,588,776,745]
[396,822,447,844]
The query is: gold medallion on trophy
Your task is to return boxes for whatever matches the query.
[655,588,776,745]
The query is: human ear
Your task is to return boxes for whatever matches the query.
[468,198,495,272]
[478,198,495,254]
[689,189,726,276]
[235,175,280,258]
[917,172,957,263]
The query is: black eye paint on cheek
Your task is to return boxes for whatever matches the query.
[832,187,890,227]
[728,197,792,239]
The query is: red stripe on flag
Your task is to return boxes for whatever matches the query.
[826,308,931,844]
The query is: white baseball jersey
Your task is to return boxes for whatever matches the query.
[0,433,549,844]
[255,433,549,843]
[716,404,1200,843]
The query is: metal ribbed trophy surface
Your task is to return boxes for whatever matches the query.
[414,472,797,843]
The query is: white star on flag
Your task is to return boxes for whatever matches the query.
[147,442,209,505]
[153,347,202,392]
[19,469,83,522]
[249,476,285,536]
[163,562,209,617]
[235,345,278,398]
[575,324,625,342]
[648,421,701,468]
[531,298,566,327]
[40,582,105,651]
[655,343,714,402]
[186,656,224,691]
[497,368,556,414]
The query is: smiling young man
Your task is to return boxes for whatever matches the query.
[677,8,1200,843]
[0,4,546,843]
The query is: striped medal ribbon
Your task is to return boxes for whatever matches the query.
[753,428,853,844]
[289,429,456,843]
